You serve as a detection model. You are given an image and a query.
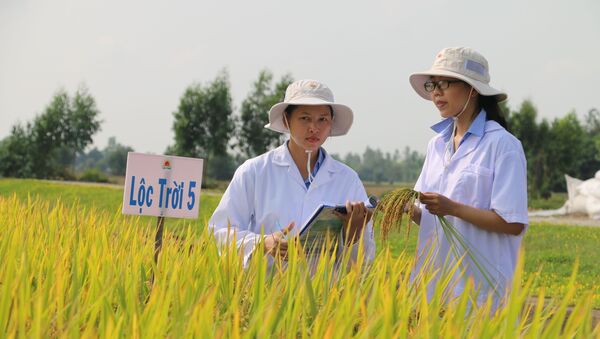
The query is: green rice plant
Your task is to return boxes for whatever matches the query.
[1,193,599,337]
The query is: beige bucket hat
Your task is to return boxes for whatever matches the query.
[409,47,507,102]
[264,79,354,136]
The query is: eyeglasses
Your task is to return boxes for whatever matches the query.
[424,80,463,92]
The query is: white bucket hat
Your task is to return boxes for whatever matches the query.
[264,79,354,136]
[409,47,507,102]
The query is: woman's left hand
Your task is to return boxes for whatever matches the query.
[419,192,458,217]
[337,201,373,245]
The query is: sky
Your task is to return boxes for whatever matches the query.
[1,0,599,158]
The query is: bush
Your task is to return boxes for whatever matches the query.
[78,168,109,183]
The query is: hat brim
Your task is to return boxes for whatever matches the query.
[409,70,507,102]
[264,97,354,136]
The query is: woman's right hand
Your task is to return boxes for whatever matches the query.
[264,222,295,259]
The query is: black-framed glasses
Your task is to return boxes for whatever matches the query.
[424,80,462,92]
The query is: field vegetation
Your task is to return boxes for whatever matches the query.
[1,179,598,336]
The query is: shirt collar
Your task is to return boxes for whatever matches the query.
[430,109,487,141]
[304,147,325,188]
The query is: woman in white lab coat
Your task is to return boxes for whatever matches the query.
[408,47,528,308]
[209,79,375,267]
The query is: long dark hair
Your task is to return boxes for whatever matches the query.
[479,95,509,131]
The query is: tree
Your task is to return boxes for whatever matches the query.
[238,70,293,158]
[546,112,587,191]
[29,90,71,177]
[398,146,425,183]
[75,147,104,171]
[530,120,552,198]
[0,86,101,179]
[581,108,600,177]
[343,152,362,171]
[334,146,425,184]
[0,123,34,178]
[74,136,134,176]
[169,70,236,179]
[103,137,133,176]
[361,147,387,183]
[584,108,600,134]
[508,100,553,197]
[508,100,539,155]
[64,86,102,168]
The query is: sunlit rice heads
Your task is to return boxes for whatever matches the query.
[373,187,420,240]
[0,194,598,336]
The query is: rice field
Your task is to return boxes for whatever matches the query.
[1,179,599,336]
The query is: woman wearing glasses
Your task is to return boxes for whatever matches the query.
[408,47,528,310]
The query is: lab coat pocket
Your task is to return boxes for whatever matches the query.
[456,164,493,209]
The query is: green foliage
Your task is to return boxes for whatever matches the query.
[169,70,235,159]
[0,178,221,226]
[0,86,101,179]
[100,136,133,175]
[528,192,567,210]
[3,178,599,311]
[334,146,424,184]
[238,70,293,157]
[67,87,103,155]
[523,223,600,308]
[584,108,600,134]
[206,154,237,180]
[508,100,550,198]
[76,136,134,176]
[0,124,34,178]
[169,70,237,180]
[546,112,588,191]
[508,102,600,198]
[78,168,109,183]
[582,108,600,174]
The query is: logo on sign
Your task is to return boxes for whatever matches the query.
[162,160,172,170]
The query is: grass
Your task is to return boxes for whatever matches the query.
[523,223,600,308]
[528,192,568,210]
[363,182,413,199]
[2,178,599,309]
[0,178,222,232]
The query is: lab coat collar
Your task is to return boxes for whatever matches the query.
[272,142,340,190]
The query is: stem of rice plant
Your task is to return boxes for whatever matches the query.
[374,188,500,298]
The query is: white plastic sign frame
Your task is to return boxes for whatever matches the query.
[122,152,203,219]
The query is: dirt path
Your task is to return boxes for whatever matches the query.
[526,297,600,328]
[529,215,600,227]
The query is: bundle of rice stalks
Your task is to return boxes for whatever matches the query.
[373,188,420,240]
[374,188,499,296]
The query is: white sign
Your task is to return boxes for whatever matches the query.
[122,152,203,219]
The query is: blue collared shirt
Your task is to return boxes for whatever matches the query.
[414,108,528,309]
[431,109,487,157]
[305,147,325,188]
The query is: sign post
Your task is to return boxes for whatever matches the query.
[154,216,165,264]
[122,152,204,266]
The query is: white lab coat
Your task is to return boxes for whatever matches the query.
[415,110,528,308]
[209,143,376,267]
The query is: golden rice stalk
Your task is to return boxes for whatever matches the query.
[374,188,500,297]
[373,187,420,240]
